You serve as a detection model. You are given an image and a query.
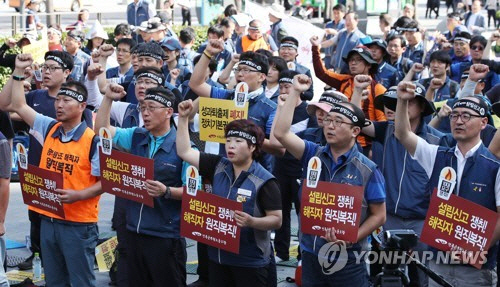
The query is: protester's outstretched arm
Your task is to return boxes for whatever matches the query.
[94,83,126,137]
[85,63,105,109]
[189,39,225,98]
[176,100,200,168]
[429,103,451,129]
[218,53,239,85]
[351,75,375,137]
[403,63,424,82]
[394,81,419,156]
[273,75,310,160]
[0,54,37,127]
[96,44,115,93]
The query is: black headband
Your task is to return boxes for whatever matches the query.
[144,94,172,107]
[137,72,163,85]
[58,88,86,103]
[452,99,487,116]
[278,77,293,84]
[45,55,67,69]
[319,93,344,105]
[226,129,256,144]
[330,105,370,128]
[238,60,264,72]
[136,52,163,61]
[280,42,298,50]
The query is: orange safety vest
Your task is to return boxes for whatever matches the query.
[241,35,269,52]
[33,122,100,223]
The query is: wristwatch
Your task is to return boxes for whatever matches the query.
[163,186,171,200]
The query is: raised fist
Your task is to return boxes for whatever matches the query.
[411,63,424,73]
[99,44,115,58]
[15,54,33,71]
[170,68,180,80]
[205,39,225,55]
[468,64,490,82]
[397,81,417,100]
[429,78,443,90]
[177,100,193,118]
[353,75,372,90]
[105,83,126,101]
[309,35,321,47]
[292,74,312,92]
[87,63,104,81]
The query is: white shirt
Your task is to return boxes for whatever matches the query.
[412,137,500,205]
[265,85,279,99]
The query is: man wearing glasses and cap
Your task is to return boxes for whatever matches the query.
[274,74,386,287]
[64,30,91,82]
[395,65,500,287]
[0,54,103,287]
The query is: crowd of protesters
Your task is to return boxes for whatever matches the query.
[0,0,499,286]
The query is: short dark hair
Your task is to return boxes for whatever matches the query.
[345,11,358,21]
[179,27,196,44]
[268,56,287,73]
[207,25,224,39]
[44,50,74,72]
[454,31,471,41]
[240,51,269,75]
[255,49,273,59]
[386,34,407,47]
[223,4,238,17]
[225,119,265,160]
[392,16,413,30]
[332,4,346,13]
[61,80,88,101]
[114,23,131,37]
[116,38,136,50]
[470,35,487,48]
[280,36,299,47]
[379,13,392,26]
[220,17,234,28]
[193,54,218,74]
[429,50,451,66]
[279,69,299,82]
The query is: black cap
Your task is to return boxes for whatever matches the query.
[343,46,378,66]
[381,82,435,116]
[366,38,387,51]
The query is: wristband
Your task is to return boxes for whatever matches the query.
[12,74,26,81]
[163,186,171,200]
[203,50,213,60]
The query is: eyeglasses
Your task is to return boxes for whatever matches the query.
[449,112,482,122]
[234,67,260,75]
[471,45,484,51]
[40,64,63,73]
[348,57,364,64]
[323,118,354,127]
[140,105,168,113]
[116,48,131,54]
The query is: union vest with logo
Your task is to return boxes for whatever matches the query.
[37,122,99,223]
[208,158,274,268]
[301,145,376,257]
[127,128,183,238]
[429,144,499,269]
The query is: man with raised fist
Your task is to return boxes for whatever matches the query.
[0,54,102,287]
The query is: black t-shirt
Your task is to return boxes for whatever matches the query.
[0,111,14,140]
[199,152,282,212]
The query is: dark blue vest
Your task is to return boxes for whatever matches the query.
[207,158,275,267]
[429,144,499,269]
[126,128,183,238]
[300,145,376,257]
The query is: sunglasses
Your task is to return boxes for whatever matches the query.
[471,45,484,51]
